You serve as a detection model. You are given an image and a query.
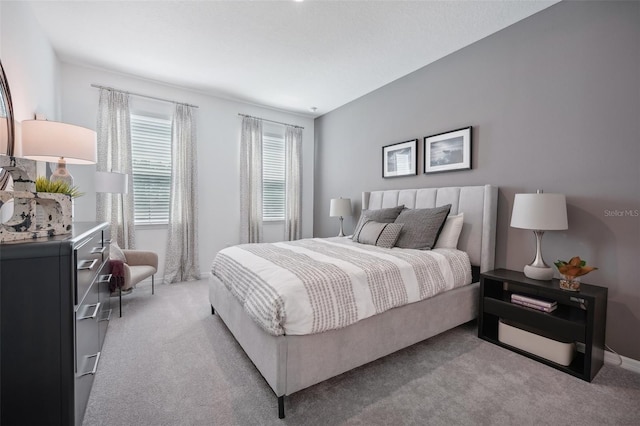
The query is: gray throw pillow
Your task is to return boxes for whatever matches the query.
[393,204,452,250]
[356,221,404,248]
[352,205,405,241]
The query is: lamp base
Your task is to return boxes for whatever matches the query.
[337,217,345,237]
[524,264,554,281]
[51,158,73,186]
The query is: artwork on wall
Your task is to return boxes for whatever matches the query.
[382,139,417,178]
[424,126,472,174]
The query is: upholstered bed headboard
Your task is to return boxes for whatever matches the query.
[362,185,498,273]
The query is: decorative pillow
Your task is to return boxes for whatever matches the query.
[393,204,452,250]
[434,213,464,249]
[355,220,404,249]
[352,205,405,241]
[110,241,126,262]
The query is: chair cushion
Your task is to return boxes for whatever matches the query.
[125,264,157,289]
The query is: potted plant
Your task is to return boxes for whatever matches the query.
[35,176,83,198]
[554,256,597,291]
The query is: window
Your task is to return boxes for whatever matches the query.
[130,114,172,225]
[262,134,285,221]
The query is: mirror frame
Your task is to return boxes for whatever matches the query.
[1,59,15,190]
[1,60,15,156]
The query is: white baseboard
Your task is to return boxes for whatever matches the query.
[605,350,640,374]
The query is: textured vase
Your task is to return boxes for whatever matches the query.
[0,156,73,242]
[559,274,581,291]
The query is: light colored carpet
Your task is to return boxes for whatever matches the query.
[83,279,640,426]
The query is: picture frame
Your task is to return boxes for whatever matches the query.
[382,139,418,178]
[424,126,472,174]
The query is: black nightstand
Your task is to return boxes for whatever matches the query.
[478,268,607,382]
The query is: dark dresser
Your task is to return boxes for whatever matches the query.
[0,222,111,425]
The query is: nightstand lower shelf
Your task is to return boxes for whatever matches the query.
[482,332,587,379]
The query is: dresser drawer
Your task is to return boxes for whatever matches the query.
[75,232,104,305]
[97,261,112,349]
[75,279,100,425]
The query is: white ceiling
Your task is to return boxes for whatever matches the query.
[27,0,558,117]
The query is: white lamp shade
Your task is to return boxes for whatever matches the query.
[95,171,128,194]
[511,193,568,231]
[21,119,97,164]
[330,198,352,217]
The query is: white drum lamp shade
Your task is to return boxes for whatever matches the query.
[511,191,568,280]
[330,197,352,237]
[95,171,129,245]
[21,119,97,185]
[95,171,128,194]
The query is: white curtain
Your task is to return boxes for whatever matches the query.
[96,89,135,249]
[164,104,200,283]
[284,125,302,241]
[240,117,263,243]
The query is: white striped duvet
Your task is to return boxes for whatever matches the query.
[211,237,472,336]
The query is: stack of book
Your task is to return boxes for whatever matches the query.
[511,293,557,312]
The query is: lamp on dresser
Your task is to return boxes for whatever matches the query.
[95,171,129,245]
[510,189,568,280]
[21,119,97,185]
[1,119,96,242]
[330,197,352,237]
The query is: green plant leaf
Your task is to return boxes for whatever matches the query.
[35,176,83,198]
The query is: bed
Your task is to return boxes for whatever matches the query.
[209,185,498,418]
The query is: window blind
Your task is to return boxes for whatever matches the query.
[263,135,285,221]
[130,114,172,225]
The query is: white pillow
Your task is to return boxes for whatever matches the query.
[110,241,126,262]
[434,213,464,249]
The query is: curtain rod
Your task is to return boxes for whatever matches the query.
[91,84,199,109]
[238,113,304,130]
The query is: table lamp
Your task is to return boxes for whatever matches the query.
[95,171,129,245]
[21,119,96,185]
[330,197,352,237]
[510,190,568,280]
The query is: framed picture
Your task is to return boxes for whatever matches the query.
[382,139,418,178]
[424,126,472,174]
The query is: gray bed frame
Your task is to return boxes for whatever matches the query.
[209,185,498,418]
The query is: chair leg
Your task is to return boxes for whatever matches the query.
[119,286,122,318]
[152,275,155,295]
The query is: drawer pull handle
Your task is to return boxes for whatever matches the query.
[103,239,113,244]
[79,352,101,377]
[78,302,101,320]
[77,259,98,271]
[99,309,112,323]
[98,274,113,284]
[91,246,107,254]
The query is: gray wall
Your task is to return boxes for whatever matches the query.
[314,1,640,360]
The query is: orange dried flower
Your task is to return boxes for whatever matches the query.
[554,256,597,278]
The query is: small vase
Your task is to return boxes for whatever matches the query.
[559,275,581,291]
